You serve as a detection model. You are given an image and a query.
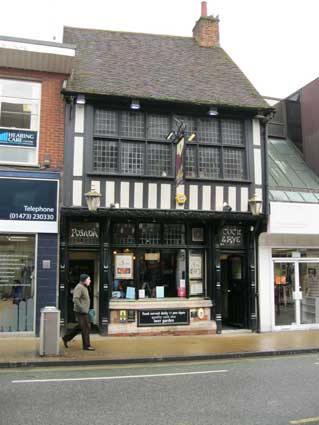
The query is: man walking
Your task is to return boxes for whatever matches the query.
[62,274,95,351]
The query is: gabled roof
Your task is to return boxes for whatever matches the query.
[63,26,269,111]
[268,137,319,203]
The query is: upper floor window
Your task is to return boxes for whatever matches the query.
[92,109,247,180]
[0,79,41,165]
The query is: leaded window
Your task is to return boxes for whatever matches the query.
[139,223,161,245]
[121,142,144,175]
[164,224,185,245]
[112,223,136,244]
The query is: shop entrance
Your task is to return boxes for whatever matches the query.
[66,252,100,330]
[221,254,247,329]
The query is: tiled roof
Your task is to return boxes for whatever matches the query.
[63,26,269,110]
[268,137,319,203]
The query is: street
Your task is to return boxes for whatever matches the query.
[1,354,319,425]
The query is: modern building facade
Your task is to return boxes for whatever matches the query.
[0,36,74,335]
[60,3,272,335]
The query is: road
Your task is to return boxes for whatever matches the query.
[1,354,319,425]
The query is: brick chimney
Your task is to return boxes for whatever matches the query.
[193,1,220,48]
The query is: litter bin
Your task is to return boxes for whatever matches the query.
[39,306,60,356]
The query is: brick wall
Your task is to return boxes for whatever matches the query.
[193,16,220,48]
[0,68,67,169]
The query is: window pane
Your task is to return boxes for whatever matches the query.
[147,114,170,140]
[197,118,219,144]
[147,143,172,176]
[120,111,145,138]
[174,115,196,137]
[94,109,118,136]
[0,146,37,164]
[300,263,319,324]
[121,142,144,175]
[0,79,41,100]
[185,145,197,177]
[0,103,32,129]
[222,119,244,145]
[93,139,118,173]
[199,146,221,178]
[223,148,245,179]
[0,235,35,332]
[139,223,161,244]
[112,223,136,244]
[164,224,185,245]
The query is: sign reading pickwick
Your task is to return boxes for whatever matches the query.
[69,222,100,246]
[138,309,190,327]
[220,226,244,249]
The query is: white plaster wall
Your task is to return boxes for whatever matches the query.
[269,202,319,234]
[258,244,274,332]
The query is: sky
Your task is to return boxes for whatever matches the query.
[2,0,319,99]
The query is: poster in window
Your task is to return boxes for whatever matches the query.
[189,252,202,280]
[115,253,134,280]
[192,228,204,242]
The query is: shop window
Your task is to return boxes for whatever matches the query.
[0,79,41,165]
[0,235,35,332]
[189,250,205,296]
[163,224,185,245]
[112,223,136,245]
[138,223,161,245]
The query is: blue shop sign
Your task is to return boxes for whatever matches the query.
[0,128,37,148]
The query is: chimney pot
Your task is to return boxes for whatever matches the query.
[201,1,208,17]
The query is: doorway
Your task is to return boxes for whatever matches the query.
[221,254,247,329]
[66,252,100,330]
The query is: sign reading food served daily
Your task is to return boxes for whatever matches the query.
[0,128,37,147]
[0,178,58,233]
[138,309,190,327]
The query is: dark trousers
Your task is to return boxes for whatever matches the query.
[64,312,91,348]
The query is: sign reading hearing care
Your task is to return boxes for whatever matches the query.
[219,226,244,249]
[0,128,37,147]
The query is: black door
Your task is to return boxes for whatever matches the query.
[67,260,94,323]
[221,255,246,328]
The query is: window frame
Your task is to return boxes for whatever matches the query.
[0,78,41,167]
[91,107,249,182]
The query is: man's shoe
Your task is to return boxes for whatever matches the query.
[62,337,68,348]
[83,346,95,351]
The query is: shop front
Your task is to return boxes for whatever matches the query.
[0,171,59,335]
[60,209,261,335]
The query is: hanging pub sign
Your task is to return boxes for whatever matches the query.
[69,222,100,246]
[175,136,185,186]
[0,128,37,147]
[220,226,244,249]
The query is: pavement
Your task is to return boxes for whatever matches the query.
[1,329,319,368]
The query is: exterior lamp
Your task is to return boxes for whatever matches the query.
[223,202,232,212]
[85,189,102,212]
[248,193,262,216]
[208,107,218,116]
[76,94,86,105]
[130,99,140,110]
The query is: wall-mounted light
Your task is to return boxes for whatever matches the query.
[76,94,86,105]
[43,154,51,168]
[130,99,140,110]
[188,132,196,142]
[248,193,262,216]
[208,107,218,116]
[85,189,102,212]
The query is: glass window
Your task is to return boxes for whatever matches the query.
[222,119,244,145]
[120,111,145,139]
[139,223,161,245]
[121,141,144,175]
[0,235,35,332]
[93,140,118,173]
[163,224,185,245]
[300,263,319,324]
[147,143,172,177]
[94,109,118,136]
[223,148,245,179]
[0,79,41,165]
[189,250,204,296]
[185,145,197,178]
[147,114,170,140]
[199,146,221,178]
[112,223,136,245]
[197,118,219,144]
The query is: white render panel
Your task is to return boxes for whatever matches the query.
[72,180,82,206]
[105,181,115,207]
[160,184,171,209]
[0,220,57,233]
[241,187,249,212]
[269,202,319,234]
[120,182,130,208]
[258,245,274,332]
[189,185,198,210]
[256,188,263,213]
[73,136,83,176]
[252,119,261,146]
[148,183,157,209]
[228,187,237,211]
[254,148,262,185]
[74,104,84,134]
[215,186,224,211]
[176,185,185,210]
[90,180,100,193]
[134,183,143,208]
[202,186,211,210]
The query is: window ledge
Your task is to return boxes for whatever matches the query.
[109,298,212,310]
